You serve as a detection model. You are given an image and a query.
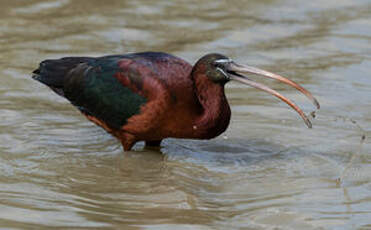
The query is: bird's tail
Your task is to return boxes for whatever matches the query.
[32,57,92,96]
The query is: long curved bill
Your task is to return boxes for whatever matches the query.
[227,62,320,128]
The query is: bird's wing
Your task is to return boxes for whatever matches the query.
[63,56,149,131]
[34,52,192,136]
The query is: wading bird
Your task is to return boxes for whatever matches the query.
[33,52,319,151]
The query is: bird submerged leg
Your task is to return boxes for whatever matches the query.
[120,133,137,151]
[145,140,163,149]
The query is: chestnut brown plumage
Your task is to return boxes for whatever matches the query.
[32,52,319,151]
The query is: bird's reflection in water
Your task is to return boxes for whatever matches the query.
[159,138,296,168]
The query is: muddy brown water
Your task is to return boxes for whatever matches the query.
[0,0,371,229]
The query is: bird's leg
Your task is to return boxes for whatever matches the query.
[145,140,162,148]
[120,133,137,151]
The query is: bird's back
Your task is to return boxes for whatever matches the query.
[33,52,196,141]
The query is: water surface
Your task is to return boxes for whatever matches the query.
[0,0,371,229]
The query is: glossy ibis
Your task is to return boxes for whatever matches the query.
[32,52,319,151]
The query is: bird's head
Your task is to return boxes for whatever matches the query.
[195,53,320,128]
[194,53,232,84]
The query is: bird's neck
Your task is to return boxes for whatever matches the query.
[192,73,231,139]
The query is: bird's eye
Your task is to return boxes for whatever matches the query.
[213,62,223,68]
[213,61,221,67]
